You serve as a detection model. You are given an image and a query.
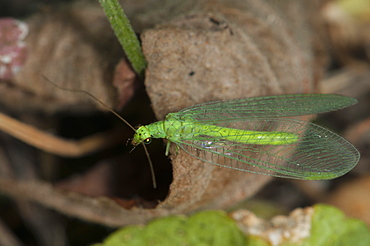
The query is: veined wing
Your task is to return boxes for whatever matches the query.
[173,94,357,123]
[173,118,359,180]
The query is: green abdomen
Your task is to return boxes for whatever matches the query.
[178,122,299,145]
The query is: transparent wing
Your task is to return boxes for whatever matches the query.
[173,119,359,180]
[173,94,357,122]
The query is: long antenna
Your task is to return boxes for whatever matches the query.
[43,75,157,188]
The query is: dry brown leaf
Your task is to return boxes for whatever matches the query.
[142,0,328,213]
[1,1,128,113]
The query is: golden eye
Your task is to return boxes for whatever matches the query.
[144,138,152,144]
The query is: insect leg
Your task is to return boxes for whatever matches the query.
[165,140,172,156]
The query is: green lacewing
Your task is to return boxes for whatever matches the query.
[132,94,359,181]
[44,77,360,186]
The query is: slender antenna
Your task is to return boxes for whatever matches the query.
[43,75,157,188]
[42,75,136,131]
[142,142,157,188]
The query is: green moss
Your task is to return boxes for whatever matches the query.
[302,204,370,246]
[101,211,247,246]
[97,205,370,246]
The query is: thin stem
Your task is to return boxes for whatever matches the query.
[99,0,147,76]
